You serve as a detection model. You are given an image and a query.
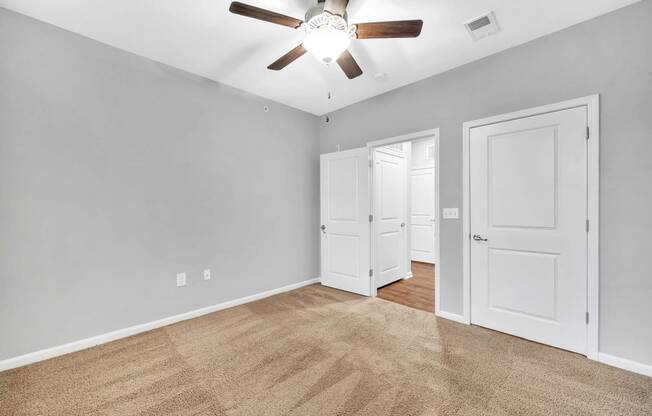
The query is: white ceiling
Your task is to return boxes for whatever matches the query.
[0,0,639,115]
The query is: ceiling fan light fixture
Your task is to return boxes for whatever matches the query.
[302,12,356,64]
[228,1,424,79]
[303,27,350,64]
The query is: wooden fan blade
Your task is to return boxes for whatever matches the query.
[229,2,302,29]
[355,20,423,39]
[336,50,363,79]
[268,45,307,70]
[323,0,349,17]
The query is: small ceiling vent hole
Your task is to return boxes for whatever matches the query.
[465,12,500,41]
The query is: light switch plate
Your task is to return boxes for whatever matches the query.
[203,269,211,280]
[442,208,459,219]
[176,272,186,287]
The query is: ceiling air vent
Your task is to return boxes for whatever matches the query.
[465,12,500,41]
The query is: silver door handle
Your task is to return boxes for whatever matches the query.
[320,225,326,234]
[473,234,488,242]
[400,222,406,228]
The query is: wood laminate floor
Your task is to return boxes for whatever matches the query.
[377,261,435,313]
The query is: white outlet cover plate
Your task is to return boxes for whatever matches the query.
[204,269,211,280]
[176,272,186,287]
[442,208,460,219]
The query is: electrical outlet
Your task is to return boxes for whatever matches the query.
[203,269,211,281]
[442,208,459,219]
[176,272,186,287]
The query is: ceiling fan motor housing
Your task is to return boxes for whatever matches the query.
[305,3,348,23]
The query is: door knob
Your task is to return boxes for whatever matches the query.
[320,225,326,234]
[473,234,488,242]
[400,222,406,228]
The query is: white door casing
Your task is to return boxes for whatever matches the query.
[469,106,588,354]
[373,146,408,288]
[320,148,371,296]
[411,167,437,263]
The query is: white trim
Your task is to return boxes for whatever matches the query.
[597,353,652,378]
[435,310,468,325]
[433,132,442,319]
[366,129,440,301]
[0,277,320,373]
[461,94,600,355]
[403,272,414,280]
[461,112,472,324]
[367,129,438,149]
[586,96,600,360]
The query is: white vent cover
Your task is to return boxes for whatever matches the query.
[465,11,500,41]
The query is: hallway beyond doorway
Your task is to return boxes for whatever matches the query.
[377,261,435,313]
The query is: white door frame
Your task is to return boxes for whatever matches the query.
[462,95,600,359]
[367,129,440,299]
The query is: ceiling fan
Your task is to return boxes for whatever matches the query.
[229,0,423,79]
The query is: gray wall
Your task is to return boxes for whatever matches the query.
[2,1,650,367]
[320,0,652,365]
[0,8,319,360]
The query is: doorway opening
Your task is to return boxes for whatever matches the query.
[368,130,440,313]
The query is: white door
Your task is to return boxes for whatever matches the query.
[320,148,371,296]
[411,167,436,263]
[470,106,588,354]
[373,146,408,288]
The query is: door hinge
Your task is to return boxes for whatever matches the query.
[586,126,590,140]
[586,220,589,232]
[369,214,373,222]
[369,269,373,277]
[586,312,589,324]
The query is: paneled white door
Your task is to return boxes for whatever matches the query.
[373,147,408,288]
[470,106,588,354]
[411,167,436,263]
[320,148,371,296]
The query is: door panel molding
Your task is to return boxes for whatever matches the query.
[461,95,600,360]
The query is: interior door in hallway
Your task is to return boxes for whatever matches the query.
[320,148,371,296]
[411,166,436,263]
[469,106,588,354]
[373,146,408,288]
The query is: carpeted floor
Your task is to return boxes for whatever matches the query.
[1,284,650,416]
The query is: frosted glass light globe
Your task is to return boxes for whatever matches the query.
[303,26,351,64]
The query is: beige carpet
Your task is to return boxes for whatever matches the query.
[1,284,650,416]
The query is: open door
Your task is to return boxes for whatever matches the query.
[373,146,408,288]
[320,148,371,296]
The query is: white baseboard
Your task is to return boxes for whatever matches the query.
[0,277,320,373]
[4,278,650,380]
[432,312,651,378]
[597,353,652,378]
[403,272,414,280]
[435,309,469,325]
